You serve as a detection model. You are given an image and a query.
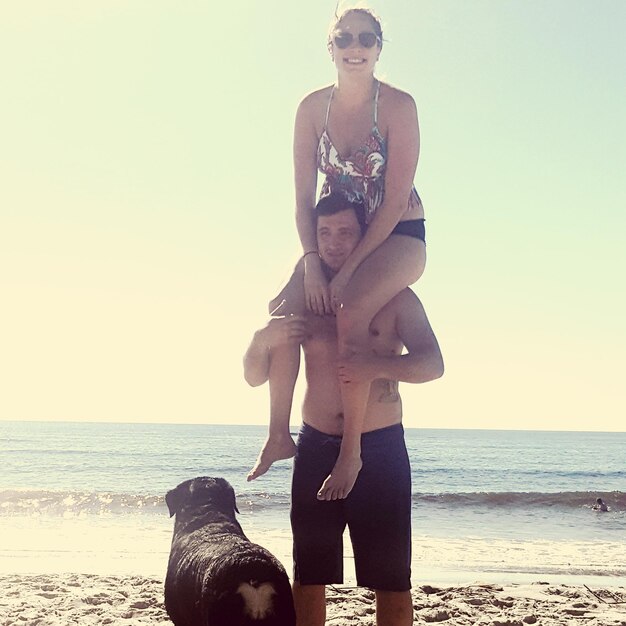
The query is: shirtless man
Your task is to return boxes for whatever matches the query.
[244,193,443,626]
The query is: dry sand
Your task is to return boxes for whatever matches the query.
[1,574,626,625]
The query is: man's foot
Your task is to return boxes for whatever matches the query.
[247,435,297,481]
[317,454,362,501]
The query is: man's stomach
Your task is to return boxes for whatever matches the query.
[301,378,403,436]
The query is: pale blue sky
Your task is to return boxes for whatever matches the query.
[1,1,624,430]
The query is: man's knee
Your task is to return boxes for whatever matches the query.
[375,590,413,626]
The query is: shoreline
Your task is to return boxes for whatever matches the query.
[3,519,626,590]
[2,573,625,625]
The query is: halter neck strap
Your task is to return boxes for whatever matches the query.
[374,80,381,126]
[324,85,335,130]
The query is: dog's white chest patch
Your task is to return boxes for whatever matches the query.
[236,582,276,620]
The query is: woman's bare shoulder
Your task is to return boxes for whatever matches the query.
[378,81,417,112]
[377,81,418,132]
[296,85,334,135]
[298,85,334,112]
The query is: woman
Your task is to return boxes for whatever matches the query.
[249,8,426,501]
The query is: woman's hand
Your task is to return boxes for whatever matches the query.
[304,255,332,316]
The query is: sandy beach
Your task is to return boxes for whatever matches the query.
[2,573,625,625]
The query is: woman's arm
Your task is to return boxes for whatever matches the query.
[293,95,319,253]
[294,92,333,315]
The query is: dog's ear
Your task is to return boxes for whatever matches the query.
[165,481,191,518]
[216,477,239,514]
[232,487,240,515]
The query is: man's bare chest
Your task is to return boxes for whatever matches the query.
[303,312,402,355]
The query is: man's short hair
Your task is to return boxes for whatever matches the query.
[315,193,367,234]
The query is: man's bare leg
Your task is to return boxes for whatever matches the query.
[375,590,413,626]
[293,582,326,626]
[248,341,299,481]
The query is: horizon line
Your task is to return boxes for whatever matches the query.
[1,418,624,435]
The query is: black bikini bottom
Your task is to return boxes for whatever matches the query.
[391,218,426,243]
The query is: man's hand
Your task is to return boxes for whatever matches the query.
[338,353,382,385]
[261,315,306,349]
[244,312,305,387]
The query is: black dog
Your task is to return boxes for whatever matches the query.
[165,476,296,626]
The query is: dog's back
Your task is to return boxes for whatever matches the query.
[165,477,296,626]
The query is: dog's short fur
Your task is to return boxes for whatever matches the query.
[165,476,296,626]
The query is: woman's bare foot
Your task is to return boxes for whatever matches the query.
[247,435,297,481]
[317,454,362,500]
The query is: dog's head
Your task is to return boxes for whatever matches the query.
[165,476,239,519]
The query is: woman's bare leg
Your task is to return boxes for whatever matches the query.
[247,341,300,480]
[317,236,426,500]
[248,270,306,481]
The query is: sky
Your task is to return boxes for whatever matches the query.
[1,1,624,431]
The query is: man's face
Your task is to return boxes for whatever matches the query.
[316,208,362,272]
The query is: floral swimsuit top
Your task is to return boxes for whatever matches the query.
[317,81,421,224]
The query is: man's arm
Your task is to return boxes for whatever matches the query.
[244,262,307,387]
[243,315,306,387]
[338,290,443,385]
[387,290,443,383]
[243,327,271,388]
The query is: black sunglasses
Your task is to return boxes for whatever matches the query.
[333,31,381,49]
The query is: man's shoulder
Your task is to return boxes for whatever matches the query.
[371,288,422,331]
[380,288,428,333]
[387,287,422,312]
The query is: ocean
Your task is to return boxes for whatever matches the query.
[1,421,625,587]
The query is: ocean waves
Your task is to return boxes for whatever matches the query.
[0,488,291,518]
[414,490,626,510]
[3,488,624,518]
[0,490,165,517]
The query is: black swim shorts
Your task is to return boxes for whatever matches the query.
[291,423,412,592]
